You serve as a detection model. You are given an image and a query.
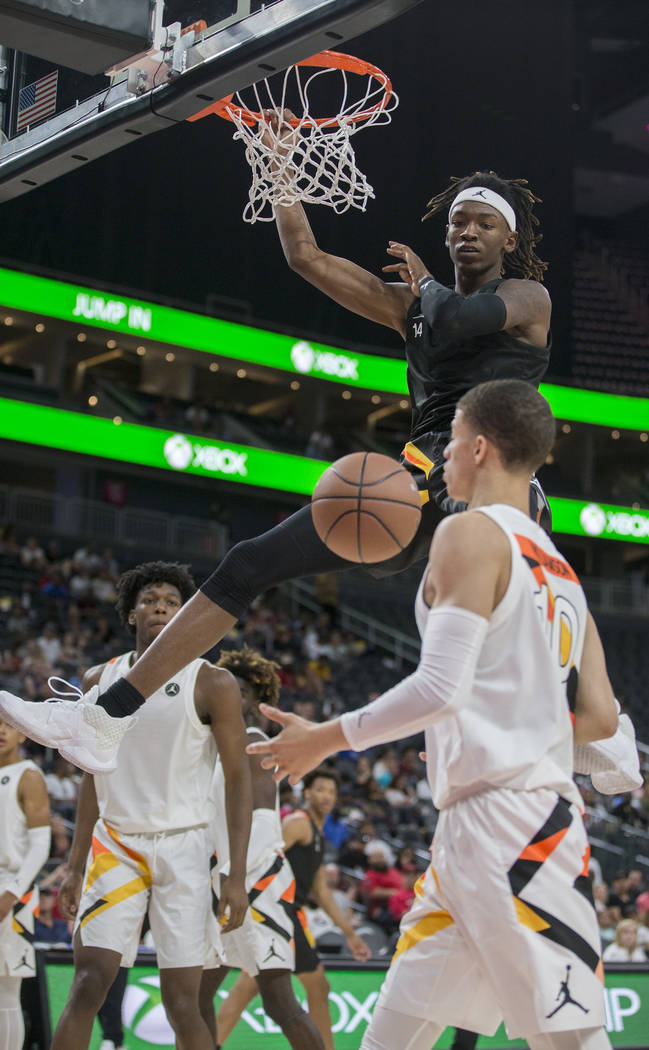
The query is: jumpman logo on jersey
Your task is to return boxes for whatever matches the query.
[12,952,33,972]
[545,965,589,1018]
[263,939,284,963]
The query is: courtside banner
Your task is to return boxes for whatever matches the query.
[43,959,649,1049]
[0,398,648,543]
[1,265,649,428]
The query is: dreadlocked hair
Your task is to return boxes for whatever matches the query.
[217,644,281,707]
[116,561,196,634]
[422,171,547,282]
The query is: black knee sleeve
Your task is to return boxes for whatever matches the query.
[200,505,348,619]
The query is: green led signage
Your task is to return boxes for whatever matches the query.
[0,397,647,545]
[1,265,649,428]
[0,397,328,496]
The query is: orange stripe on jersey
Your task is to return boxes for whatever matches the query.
[519,825,570,865]
[515,535,579,584]
[580,844,591,879]
[596,959,604,984]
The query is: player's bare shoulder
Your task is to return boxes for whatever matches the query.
[194,662,241,721]
[426,512,510,613]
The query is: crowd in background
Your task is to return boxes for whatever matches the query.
[1,524,648,959]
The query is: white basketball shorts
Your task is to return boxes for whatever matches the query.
[375,788,605,1040]
[206,852,296,976]
[0,875,39,978]
[75,819,212,969]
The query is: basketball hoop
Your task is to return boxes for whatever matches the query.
[191,51,398,223]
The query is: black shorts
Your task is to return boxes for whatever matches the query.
[292,906,320,974]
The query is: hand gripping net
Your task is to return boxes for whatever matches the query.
[215,52,398,223]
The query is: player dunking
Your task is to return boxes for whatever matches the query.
[1,165,556,768]
[51,562,252,1050]
[199,645,325,1050]
[214,766,370,1050]
[0,720,50,1050]
[249,380,621,1050]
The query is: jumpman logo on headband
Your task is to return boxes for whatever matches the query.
[472,190,488,198]
[545,965,589,1018]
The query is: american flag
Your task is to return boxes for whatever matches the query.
[16,70,58,132]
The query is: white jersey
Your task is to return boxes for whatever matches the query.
[0,760,43,880]
[96,653,216,834]
[209,727,282,884]
[419,505,585,810]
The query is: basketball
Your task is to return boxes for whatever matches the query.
[311,452,422,564]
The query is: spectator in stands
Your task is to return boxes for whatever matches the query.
[20,536,46,570]
[36,623,62,665]
[372,748,398,789]
[608,872,637,918]
[635,887,649,919]
[395,845,418,874]
[72,542,101,573]
[592,882,609,914]
[337,834,369,876]
[627,868,645,904]
[68,566,92,602]
[0,523,20,554]
[603,919,647,962]
[45,758,78,821]
[597,908,616,950]
[49,814,71,860]
[354,755,383,803]
[91,569,117,605]
[388,869,420,925]
[360,841,404,931]
[34,888,71,945]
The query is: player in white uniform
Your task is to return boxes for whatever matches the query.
[248,379,627,1050]
[200,645,324,1050]
[52,562,252,1050]
[0,719,50,1050]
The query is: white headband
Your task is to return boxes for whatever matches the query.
[448,187,516,232]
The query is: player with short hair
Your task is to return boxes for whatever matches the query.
[199,644,324,1050]
[214,765,370,1050]
[248,379,624,1050]
[0,719,50,1050]
[50,562,252,1050]
[0,169,566,770]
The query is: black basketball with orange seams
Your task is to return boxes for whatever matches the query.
[311,452,422,563]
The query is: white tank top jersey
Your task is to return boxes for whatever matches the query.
[96,653,216,834]
[418,505,585,811]
[209,727,283,877]
[0,759,43,875]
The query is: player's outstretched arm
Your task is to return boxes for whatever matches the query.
[572,612,618,746]
[310,865,371,961]
[275,200,414,336]
[248,513,507,782]
[196,666,252,932]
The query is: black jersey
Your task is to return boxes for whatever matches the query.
[285,810,324,908]
[405,278,550,439]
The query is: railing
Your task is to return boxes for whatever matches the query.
[287,577,421,665]
[581,576,649,618]
[0,484,227,561]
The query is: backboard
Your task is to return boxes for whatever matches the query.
[0,0,424,203]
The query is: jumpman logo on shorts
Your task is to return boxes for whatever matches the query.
[545,965,589,1018]
[263,939,285,963]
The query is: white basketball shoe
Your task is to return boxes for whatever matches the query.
[0,686,135,774]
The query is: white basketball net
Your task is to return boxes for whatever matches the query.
[222,57,399,223]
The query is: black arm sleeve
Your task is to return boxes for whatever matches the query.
[419,277,507,339]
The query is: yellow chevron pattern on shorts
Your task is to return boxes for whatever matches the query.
[250,906,264,924]
[391,909,454,962]
[513,896,551,932]
[84,851,121,891]
[79,874,151,929]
